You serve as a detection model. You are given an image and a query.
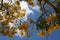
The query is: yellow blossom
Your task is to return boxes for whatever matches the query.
[37,31,46,36]
[18,23,29,32]
[3,3,10,8]
[28,0,34,6]
[54,24,59,30]
[2,32,8,36]
[50,13,56,18]
[41,0,45,3]
[17,12,25,18]
[2,20,9,25]
[15,1,20,7]
[4,15,9,19]
[46,17,52,22]
[8,34,14,38]
[47,26,55,34]
[20,30,26,36]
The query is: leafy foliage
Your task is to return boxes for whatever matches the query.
[36,0,60,35]
[0,0,60,38]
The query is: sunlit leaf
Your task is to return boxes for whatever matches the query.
[50,13,56,18]
[8,34,14,38]
[37,31,46,36]
[18,23,29,31]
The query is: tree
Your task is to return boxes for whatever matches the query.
[36,0,60,35]
[0,0,60,38]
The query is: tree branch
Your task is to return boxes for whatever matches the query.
[45,0,60,13]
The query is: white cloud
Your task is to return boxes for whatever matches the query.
[20,1,33,21]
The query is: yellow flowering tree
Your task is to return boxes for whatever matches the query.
[0,0,60,38]
[36,0,60,36]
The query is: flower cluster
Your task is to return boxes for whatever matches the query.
[0,0,33,38]
[36,13,60,36]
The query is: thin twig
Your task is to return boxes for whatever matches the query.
[45,0,58,13]
[1,0,3,10]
